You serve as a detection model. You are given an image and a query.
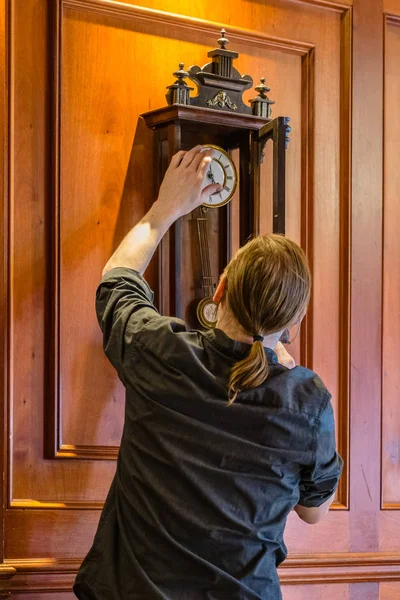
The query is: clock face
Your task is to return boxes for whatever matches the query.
[201,145,238,208]
[197,297,218,329]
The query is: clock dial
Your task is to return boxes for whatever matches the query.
[196,297,218,329]
[201,145,238,208]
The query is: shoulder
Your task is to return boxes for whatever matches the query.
[267,364,331,418]
[135,316,205,360]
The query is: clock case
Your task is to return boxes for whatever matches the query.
[141,31,290,326]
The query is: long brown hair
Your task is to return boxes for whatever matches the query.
[224,235,311,404]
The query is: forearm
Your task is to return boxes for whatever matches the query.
[102,200,177,276]
[294,493,335,525]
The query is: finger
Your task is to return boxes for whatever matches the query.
[169,150,186,169]
[192,148,213,172]
[197,153,213,179]
[274,341,289,358]
[180,145,204,168]
[277,344,291,358]
[201,183,223,198]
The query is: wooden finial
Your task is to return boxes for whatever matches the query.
[173,63,189,81]
[165,63,193,106]
[249,77,275,118]
[254,77,271,99]
[218,29,229,49]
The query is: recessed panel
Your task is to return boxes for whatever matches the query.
[382,20,400,507]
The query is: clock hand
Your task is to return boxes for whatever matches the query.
[206,164,223,200]
[207,168,223,198]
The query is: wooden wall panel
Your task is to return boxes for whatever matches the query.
[3,0,400,597]
[349,0,383,555]
[283,584,349,599]
[9,0,350,517]
[58,9,304,454]
[380,582,400,599]
[382,15,400,508]
[8,0,352,574]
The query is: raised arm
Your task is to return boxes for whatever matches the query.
[102,146,220,276]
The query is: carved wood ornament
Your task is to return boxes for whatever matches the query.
[142,30,291,329]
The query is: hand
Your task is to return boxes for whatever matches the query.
[274,341,296,369]
[156,146,222,218]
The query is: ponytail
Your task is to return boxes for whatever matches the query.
[227,340,268,405]
[223,234,311,405]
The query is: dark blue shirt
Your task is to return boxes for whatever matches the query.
[74,268,343,600]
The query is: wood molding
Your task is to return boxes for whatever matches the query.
[1,0,10,545]
[300,8,352,509]
[46,0,62,459]
[6,558,77,595]
[41,0,349,516]
[382,503,400,510]
[42,0,351,522]
[62,0,315,56]
[300,48,315,375]
[56,444,118,460]
[6,0,350,518]
[10,500,103,510]
[337,4,352,511]
[385,13,400,24]
[47,0,329,462]
[64,0,353,20]
[0,565,16,600]
[9,498,348,512]
[6,553,400,591]
[381,12,400,511]
[290,0,353,11]
[280,551,400,584]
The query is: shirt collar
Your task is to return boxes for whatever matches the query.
[204,328,278,365]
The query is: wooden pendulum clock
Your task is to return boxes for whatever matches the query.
[141,29,290,328]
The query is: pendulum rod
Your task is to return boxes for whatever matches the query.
[196,208,214,298]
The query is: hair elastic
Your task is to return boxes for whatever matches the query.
[253,334,264,343]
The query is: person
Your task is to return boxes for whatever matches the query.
[74,145,343,600]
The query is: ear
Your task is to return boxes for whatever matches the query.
[213,274,227,304]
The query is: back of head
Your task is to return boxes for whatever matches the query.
[224,234,311,404]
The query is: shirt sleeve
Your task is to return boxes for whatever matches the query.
[95,267,160,384]
[298,397,344,508]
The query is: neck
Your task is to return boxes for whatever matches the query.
[215,306,282,351]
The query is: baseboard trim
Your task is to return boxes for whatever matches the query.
[5,553,400,591]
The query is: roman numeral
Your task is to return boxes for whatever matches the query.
[226,175,233,180]
[224,185,230,191]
